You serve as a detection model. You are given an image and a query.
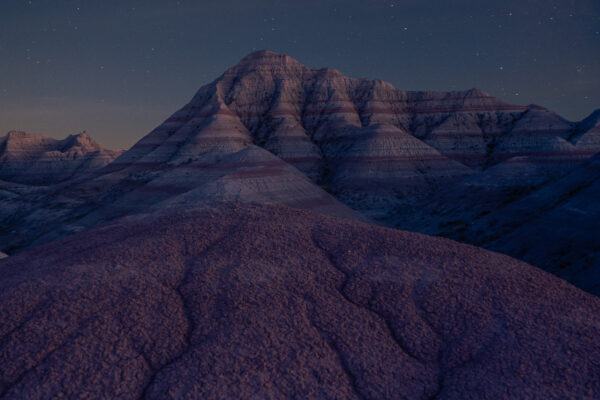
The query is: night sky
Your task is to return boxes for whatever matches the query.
[1,0,599,149]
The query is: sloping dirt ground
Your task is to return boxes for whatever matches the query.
[0,203,598,399]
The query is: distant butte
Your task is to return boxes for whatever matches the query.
[0,131,123,185]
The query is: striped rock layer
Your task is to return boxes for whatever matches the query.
[0,131,123,185]
[109,50,599,220]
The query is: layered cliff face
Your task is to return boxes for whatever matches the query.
[0,203,598,399]
[109,50,596,221]
[0,131,123,185]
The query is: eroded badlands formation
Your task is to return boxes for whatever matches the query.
[0,204,598,399]
[0,50,598,294]
[0,131,123,185]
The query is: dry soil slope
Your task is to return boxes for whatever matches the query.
[0,138,364,253]
[0,203,598,399]
[572,109,600,152]
[403,153,600,295]
[485,153,600,294]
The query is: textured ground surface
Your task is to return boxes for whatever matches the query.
[0,203,598,399]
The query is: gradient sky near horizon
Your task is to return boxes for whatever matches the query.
[1,0,599,149]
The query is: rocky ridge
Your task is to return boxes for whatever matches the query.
[0,131,123,185]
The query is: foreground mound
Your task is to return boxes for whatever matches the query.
[0,203,598,399]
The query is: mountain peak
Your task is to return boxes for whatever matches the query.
[6,130,31,139]
[0,130,122,184]
[65,131,104,151]
[235,50,302,68]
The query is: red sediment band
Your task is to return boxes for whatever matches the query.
[334,176,462,188]
[166,107,238,122]
[497,154,596,163]
[326,155,453,163]
[228,167,287,177]
[166,104,529,122]
[326,150,596,164]
[129,130,569,153]
[127,136,249,150]
[181,160,287,170]
[106,162,172,171]
[438,150,595,163]
[426,129,569,138]
[235,105,528,118]
[265,136,314,142]
[444,150,596,161]
[229,96,520,107]
[135,170,291,194]
[107,160,284,172]
[113,159,312,175]
[110,150,595,172]
[504,129,570,135]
